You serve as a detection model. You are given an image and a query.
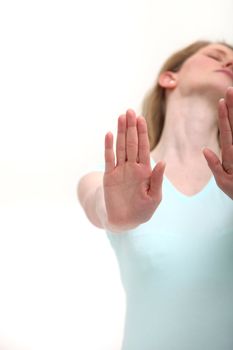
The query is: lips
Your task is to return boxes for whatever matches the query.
[215,69,233,81]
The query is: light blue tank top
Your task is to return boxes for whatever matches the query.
[106,159,233,350]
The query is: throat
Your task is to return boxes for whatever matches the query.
[150,145,221,197]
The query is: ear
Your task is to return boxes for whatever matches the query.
[158,71,177,89]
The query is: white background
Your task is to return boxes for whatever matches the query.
[0,0,232,349]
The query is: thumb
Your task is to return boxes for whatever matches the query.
[203,147,225,181]
[148,161,166,201]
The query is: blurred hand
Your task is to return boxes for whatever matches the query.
[203,87,233,200]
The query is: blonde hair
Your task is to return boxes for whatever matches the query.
[142,40,233,151]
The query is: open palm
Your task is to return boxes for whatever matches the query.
[103,109,165,231]
[203,87,233,199]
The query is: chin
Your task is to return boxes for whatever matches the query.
[219,84,232,98]
[216,78,233,95]
[206,83,232,101]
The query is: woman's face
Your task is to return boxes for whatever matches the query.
[174,44,233,100]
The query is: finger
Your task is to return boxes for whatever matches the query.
[203,147,225,182]
[225,86,233,134]
[126,109,138,163]
[218,98,232,148]
[116,115,126,165]
[137,116,150,165]
[105,132,115,173]
[148,161,166,201]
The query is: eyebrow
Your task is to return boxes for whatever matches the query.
[210,48,228,57]
[211,48,233,61]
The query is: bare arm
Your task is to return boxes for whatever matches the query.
[78,109,166,233]
[77,171,106,229]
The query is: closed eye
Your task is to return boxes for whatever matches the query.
[206,54,222,61]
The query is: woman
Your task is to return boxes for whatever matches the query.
[78,40,233,350]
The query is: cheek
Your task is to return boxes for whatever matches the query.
[179,58,210,80]
[183,56,211,72]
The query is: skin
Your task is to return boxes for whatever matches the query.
[78,43,233,232]
[151,43,233,198]
[203,89,233,199]
[104,113,165,231]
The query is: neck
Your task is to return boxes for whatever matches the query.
[151,94,221,165]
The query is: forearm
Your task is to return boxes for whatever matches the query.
[78,177,106,228]
[79,184,106,229]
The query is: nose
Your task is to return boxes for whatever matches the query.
[224,59,233,70]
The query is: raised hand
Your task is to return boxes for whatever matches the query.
[203,86,233,199]
[103,109,166,232]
